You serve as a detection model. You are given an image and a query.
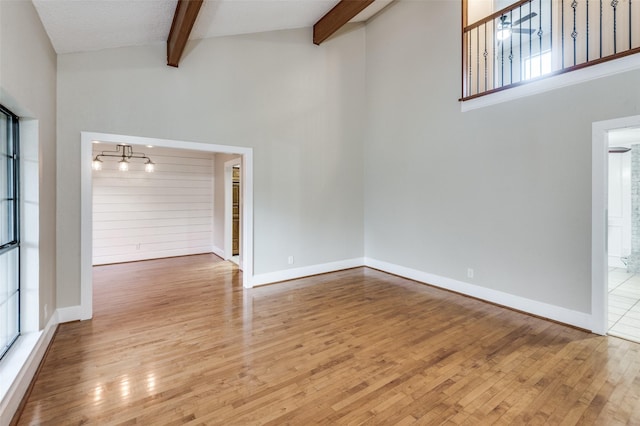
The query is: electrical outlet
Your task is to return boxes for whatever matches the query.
[136,243,141,250]
[467,268,474,279]
[288,256,294,265]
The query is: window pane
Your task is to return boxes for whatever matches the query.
[0,248,19,358]
[0,293,19,356]
[0,113,9,245]
[0,104,19,359]
[0,199,8,246]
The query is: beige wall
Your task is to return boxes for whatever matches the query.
[0,0,57,328]
[364,0,640,314]
[57,26,366,307]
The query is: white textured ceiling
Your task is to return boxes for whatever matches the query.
[32,0,179,54]
[32,0,393,55]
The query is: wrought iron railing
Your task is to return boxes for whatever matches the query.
[462,0,640,100]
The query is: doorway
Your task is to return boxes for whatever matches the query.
[81,132,255,320]
[606,128,640,342]
[224,158,242,267]
[592,115,640,341]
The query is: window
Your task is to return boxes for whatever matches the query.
[523,50,552,80]
[1,104,19,360]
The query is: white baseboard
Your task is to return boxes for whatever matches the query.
[364,257,593,331]
[249,256,592,330]
[250,257,365,287]
[57,305,83,323]
[211,246,225,260]
[93,247,214,266]
[0,312,58,425]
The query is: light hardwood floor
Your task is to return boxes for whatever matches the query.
[14,254,640,425]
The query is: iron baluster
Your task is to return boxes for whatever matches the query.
[520,6,523,82]
[539,0,543,77]
[530,1,533,78]
[587,0,590,61]
[469,31,472,96]
[484,24,488,91]
[612,0,618,54]
[492,19,495,90]
[501,18,504,87]
[572,0,578,65]
[477,27,480,93]
[510,10,513,84]
[600,0,603,57]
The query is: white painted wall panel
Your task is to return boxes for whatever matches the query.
[92,145,214,265]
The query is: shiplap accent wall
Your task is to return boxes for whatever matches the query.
[92,145,214,265]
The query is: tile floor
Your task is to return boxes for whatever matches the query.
[608,267,640,342]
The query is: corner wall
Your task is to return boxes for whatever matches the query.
[364,0,640,318]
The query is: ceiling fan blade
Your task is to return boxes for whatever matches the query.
[512,28,536,34]
[512,12,537,26]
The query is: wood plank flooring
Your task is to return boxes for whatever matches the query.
[14,254,640,425]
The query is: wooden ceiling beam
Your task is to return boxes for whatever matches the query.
[167,0,203,67]
[313,0,375,45]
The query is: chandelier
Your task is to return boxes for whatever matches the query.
[92,144,155,172]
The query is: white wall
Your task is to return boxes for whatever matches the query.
[92,145,215,265]
[364,0,640,315]
[57,26,366,307]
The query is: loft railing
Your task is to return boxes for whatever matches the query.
[461,0,640,100]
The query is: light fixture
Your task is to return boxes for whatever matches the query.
[118,158,130,172]
[496,15,512,41]
[496,27,511,41]
[92,157,103,171]
[92,144,155,172]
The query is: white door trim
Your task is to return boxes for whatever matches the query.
[81,132,255,319]
[224,158,242,266]
[592,115,640,335]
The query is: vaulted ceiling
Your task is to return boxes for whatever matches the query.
[32,0,393,55]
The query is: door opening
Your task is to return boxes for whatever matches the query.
[81,132,255,320]
[232,166,240,257]
[224,158,242,267]
[606,127,640,342]
[592,115,640,339]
